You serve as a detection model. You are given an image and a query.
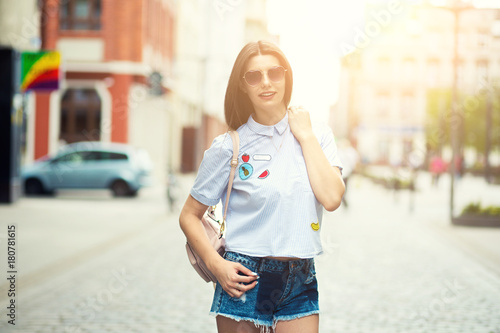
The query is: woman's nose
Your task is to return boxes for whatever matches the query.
[261,73,271,86]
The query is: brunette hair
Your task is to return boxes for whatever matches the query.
[224,40,293,130]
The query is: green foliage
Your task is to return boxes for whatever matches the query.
[462,93,489,152]
[460,88,500,153]
[461,202,500,216]
[425,87,500,154]
[483,205,500,216]
[425,89,451,152]
[461,202,482,215]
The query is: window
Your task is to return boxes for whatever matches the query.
[377,57,391,77]
[55,152,84,164]
[101,152,128,161]
[401,93,414,120]
[60,0,101,31]
[477,30,490,49]
[377,92,391,118]
[60,88,101,143]
[80,151,128,161]
[427,59,440,87]
[81,151,102,161]
[402,58,416,82]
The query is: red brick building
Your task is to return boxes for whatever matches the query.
[33,0,175,162]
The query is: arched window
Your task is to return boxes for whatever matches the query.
[60,88,101,143]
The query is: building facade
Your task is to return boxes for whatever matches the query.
[333,3,500,166]
[29,0,175,182]
[173,0,270,172]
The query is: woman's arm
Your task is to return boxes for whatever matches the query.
[179,195,258,297]
[288,107,345,212]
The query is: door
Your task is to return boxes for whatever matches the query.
[60,88,101,143]
[47,151,86,188]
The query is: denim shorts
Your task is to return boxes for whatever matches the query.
[210,252,319,330]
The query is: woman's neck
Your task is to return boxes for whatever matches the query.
[252,106,287,126]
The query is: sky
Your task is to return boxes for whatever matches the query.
[266,0,500,124]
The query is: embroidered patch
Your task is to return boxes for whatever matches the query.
[239,163,253,180]
[253,154,272,161]
[311,221,320,231]
[242,154,250,162]
[258,170,270,179]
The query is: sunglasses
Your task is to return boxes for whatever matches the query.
[242,66,287,86]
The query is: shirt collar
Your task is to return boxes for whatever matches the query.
[247,112,289,137]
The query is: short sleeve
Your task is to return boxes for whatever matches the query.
[190,133,234,206]
[316,124,343,171]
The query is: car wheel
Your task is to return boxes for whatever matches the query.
[111,180,130,197]
[126,190,138,197]
[25,178,44,196]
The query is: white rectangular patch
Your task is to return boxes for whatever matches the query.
[253,154,271,161]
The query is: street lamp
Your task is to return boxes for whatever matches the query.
[485,17,500,183]
[431,0,473,220]
[432,1,499,220]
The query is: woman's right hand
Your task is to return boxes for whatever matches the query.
[179,196,258,298]
[211,258,259,298]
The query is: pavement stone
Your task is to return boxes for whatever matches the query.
[0,172,499,332]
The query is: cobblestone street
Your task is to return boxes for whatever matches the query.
[1,173,500,332]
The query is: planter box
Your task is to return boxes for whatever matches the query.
[452,215,500,228]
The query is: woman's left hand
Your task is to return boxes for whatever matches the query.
[287,105,345,212]
[288,106,315,143]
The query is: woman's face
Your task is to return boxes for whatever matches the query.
[241,54,286,120]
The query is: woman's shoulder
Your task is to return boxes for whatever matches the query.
[311,121,334,140]
[207,131,237,157]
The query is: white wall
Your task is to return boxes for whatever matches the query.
[0,0,40,50]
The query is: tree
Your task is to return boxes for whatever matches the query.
[425,88,452,154]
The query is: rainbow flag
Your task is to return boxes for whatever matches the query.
[21,51,61,92]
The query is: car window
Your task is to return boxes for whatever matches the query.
[54,152,84,163]
[100,152,128,161]
[81,151,102,161]
[110,152,128,160]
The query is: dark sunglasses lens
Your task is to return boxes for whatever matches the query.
[245,71,262,86]
[269,67,285,82]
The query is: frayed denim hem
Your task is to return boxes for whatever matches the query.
[274,309,320,324]
[209,311,274,333]
[209,310,320,332]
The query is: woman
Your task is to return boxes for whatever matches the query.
[179,40,345,333]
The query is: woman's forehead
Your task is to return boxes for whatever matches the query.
[245,54,281,71]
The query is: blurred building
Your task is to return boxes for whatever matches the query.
[333,3,500,166]
[0,0,41,169]
[24,0,175,183]
[0,0,41,51]
[173,0,270,173]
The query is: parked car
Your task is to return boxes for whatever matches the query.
[22,142,153,197]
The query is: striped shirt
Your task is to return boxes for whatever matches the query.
[190,113,343,258]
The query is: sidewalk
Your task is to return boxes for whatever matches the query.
[0,171,499,332]
[320,174,500,332]
[360,166,500,274]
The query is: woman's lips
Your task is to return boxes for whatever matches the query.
[259,92,276,99]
